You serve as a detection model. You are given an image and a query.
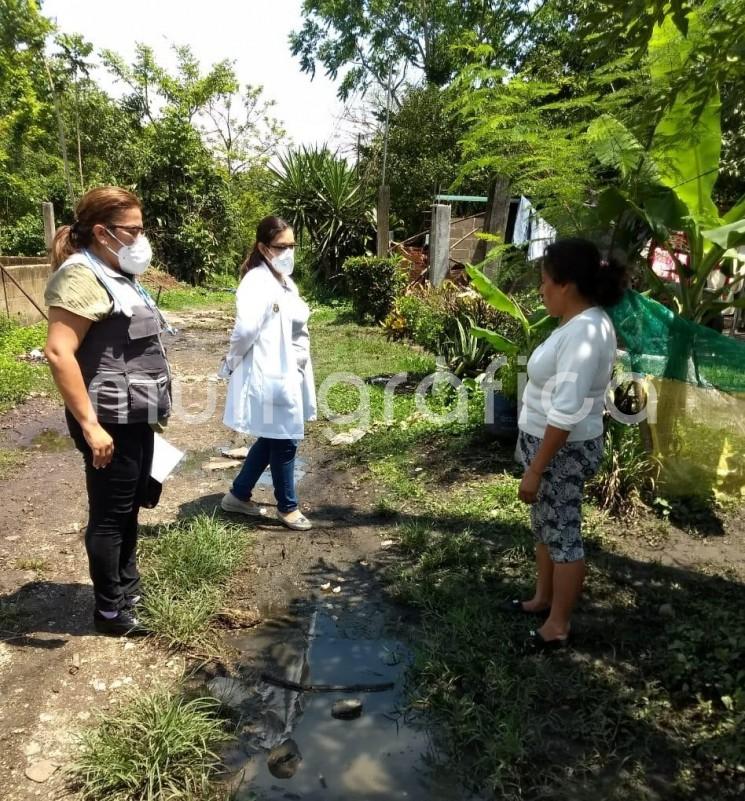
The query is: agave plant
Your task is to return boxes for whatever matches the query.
[270,146,373,279]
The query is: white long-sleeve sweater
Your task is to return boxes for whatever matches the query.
[518,307,616,442]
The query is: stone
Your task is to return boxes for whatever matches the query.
[202,458,243,472]
[221,446,249,460]
[659,603,675,618]
[331,699,363,720]
[24,742,42,757]
[267,739,302,779]
[329,428,367,446]
[25,760,58,783]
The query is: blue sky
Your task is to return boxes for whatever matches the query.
[43,0,351,148]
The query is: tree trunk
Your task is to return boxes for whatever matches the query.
[44,60,75,208]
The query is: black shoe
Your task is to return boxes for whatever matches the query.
[93,609,148,637]
[527,629,571,652]
[123,593,143,610]
[499,598,551,616]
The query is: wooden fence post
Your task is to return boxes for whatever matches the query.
[473,176,510,280]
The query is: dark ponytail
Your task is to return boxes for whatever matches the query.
[240,215,290,278]
[542,238,627,307]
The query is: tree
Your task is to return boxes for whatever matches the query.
[101,44,242,282]
[360,84,478,233]
[202,84,285,177]
[290,0,533,101]
[54,33,93,191]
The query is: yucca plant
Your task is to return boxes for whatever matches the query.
[270,146,372,279]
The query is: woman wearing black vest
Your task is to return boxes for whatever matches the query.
[44,187,171,636]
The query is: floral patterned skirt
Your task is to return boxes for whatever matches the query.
[516,430,604,562]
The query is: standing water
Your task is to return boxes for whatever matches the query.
[210,599,476,801]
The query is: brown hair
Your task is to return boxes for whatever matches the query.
[51,186,142,269]
[240,215,291,278]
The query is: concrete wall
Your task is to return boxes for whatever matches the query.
[1,257,52,325]
[449,214,485,266]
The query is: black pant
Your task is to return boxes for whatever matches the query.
[66,410,153,612]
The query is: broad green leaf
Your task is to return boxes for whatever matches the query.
[723,194,745,225]
[650,88,721,226]
[465,264,529,329]
[471,326,519,355]
[702,219,745,250]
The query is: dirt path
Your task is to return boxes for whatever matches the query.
[0,308,390,801]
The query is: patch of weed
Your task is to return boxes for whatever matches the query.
[71,688,231,801]
[138,515,248,649]
[14,557,48,573]
[0,317,53,409]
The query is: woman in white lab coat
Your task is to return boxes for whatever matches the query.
[220,216,317,530]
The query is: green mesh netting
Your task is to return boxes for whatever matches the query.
[606,290,745,498]
[607,290,745,393]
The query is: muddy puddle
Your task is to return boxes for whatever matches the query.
[210,600,475,801]
[4,412,73,452]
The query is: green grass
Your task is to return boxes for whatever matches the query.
[312,303,745,800]
[0,448,24,479]
[156,286,235,311]
[138,515,249,649]
[71,689,231,801]
[0,317,53,410]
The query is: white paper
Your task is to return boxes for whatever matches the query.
[151,433,185,483]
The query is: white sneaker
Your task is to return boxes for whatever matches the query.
[220,491,267,517]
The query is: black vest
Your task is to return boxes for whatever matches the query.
[76,301,171,425]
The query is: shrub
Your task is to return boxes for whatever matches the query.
[383,281,526,379]
[271,146,371,280]
[0,318,51,409]
[0,213,46,256]
[342,255,407,323]
[589,419,658,517]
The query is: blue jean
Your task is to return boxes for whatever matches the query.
[232,437,298,513]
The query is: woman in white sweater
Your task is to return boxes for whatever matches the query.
[220,216,317,531]
[509,238,626,650]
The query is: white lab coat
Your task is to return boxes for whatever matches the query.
[222,263,317,440]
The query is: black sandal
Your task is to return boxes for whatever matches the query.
[527,629,571,651]
[499,599,550,616]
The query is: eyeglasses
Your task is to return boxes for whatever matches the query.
[270,243,296,251]
[110,225,146,237]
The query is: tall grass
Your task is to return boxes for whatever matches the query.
[138,515,249,649]
[71,690,231,801]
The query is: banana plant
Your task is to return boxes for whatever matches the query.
[586,12,745,326]
[465,263,555,398]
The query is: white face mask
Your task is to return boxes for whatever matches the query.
[271,247,295,276]
[105,230,153,276]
